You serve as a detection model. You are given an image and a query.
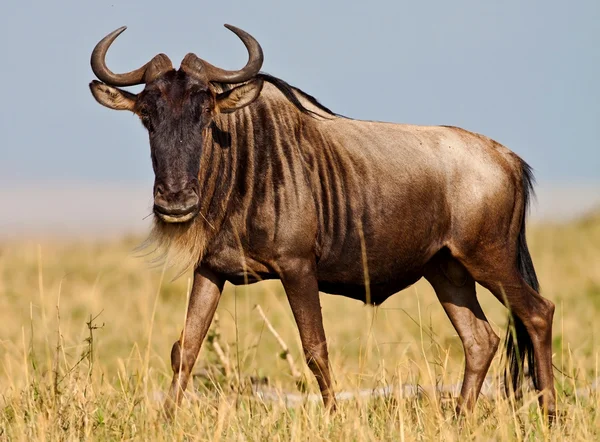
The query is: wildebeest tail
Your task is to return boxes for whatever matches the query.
[504,160,540,397]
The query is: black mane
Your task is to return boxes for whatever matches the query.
[214,73,340,118]
[256,73,339,118]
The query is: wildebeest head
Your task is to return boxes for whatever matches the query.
[89,25,264,223]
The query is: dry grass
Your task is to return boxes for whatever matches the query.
[1,213,599,440]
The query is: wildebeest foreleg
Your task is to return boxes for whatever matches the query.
[164,267,224,418]
[281,259,336,410]
[425,256,499,414]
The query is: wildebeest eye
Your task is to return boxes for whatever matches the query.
[138,109,154,131]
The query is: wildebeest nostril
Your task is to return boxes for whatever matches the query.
[155,184,166,197]
[181,186,198,200]
[180,187,200,209]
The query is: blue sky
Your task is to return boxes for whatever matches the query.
[2,0,599,183]
[0,1,598,233]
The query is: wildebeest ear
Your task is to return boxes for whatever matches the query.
[215,78,264,113]
[89,80,137,111]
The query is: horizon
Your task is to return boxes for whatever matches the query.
[1,180,598,240]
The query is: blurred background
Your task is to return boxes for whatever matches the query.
[0,0,598,238]
[0,2,599,438]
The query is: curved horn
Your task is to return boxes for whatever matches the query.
[91,26,173,86]
[181,24,263,84]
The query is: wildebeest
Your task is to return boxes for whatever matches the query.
[89,25,556,418]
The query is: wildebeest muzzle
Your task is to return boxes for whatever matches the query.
[153,180,199,223]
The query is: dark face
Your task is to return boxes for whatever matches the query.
[90,71,263,223]
[135,70,214,223]
[90,69,263,223]
[89,24,264,223]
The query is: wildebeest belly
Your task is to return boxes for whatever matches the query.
[314,242,433,305]
[317,273,423,305]
[204,238,430,305]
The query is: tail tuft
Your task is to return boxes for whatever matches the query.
[504,160,540,397]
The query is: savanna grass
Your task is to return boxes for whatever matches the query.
[0,213,599,440]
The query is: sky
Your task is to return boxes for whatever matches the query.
[0,0,599,234]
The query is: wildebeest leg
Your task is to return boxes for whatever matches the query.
[461,255,556,418]
[164,267,224,418]
[424,254,499,414]
[280,259,336,410]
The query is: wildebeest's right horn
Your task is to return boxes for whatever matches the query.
[91,26,173,86]
[181,24,263,84]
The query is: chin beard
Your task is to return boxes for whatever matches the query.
[137,214,209,277]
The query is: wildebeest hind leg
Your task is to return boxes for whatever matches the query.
[280,258,336,410]
[424,253,499,414]
[460,254,556,418]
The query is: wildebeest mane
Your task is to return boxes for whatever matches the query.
[215,73,340,118]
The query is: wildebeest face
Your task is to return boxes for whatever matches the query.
[89,25,264,223]
[90,72,263,223]
[137,71,211,224]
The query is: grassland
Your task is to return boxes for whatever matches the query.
[0,212,599,440]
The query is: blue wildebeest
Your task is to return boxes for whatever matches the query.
[89,25,555,419]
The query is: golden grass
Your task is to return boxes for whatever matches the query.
[1,213,599,440]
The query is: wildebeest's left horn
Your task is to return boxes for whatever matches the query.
[181,24,263,84]
[91,26,173,86]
